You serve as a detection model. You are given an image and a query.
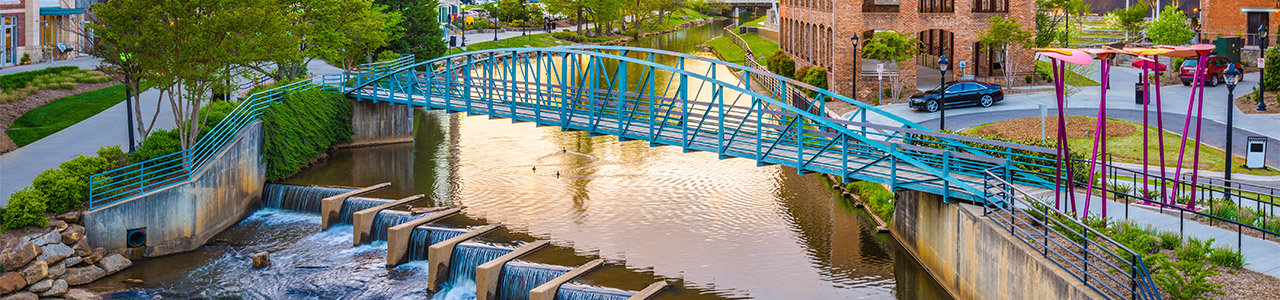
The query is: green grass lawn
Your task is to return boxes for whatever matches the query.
[705,31,777,67]
[706,36,747,65]
[740,15,767,28]
[7,84,128,146]
[448,32,571,54]
[640,8,710,33]
[1035,60,1100,87]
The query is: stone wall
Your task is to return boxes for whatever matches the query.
[348,99,414,146]
[83,121,267,257]
[891,190,1101,300]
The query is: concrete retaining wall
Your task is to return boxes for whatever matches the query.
[349,99,413,146]
[84,121,267,257]
[891,190,1102,300]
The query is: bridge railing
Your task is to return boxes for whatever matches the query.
[356,54,416,74]
[983,167,1162,300]
[87,79,329,210]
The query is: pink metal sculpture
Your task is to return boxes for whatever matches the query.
[1035,48,1091,215]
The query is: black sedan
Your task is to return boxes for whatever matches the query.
[908,81,1005,112]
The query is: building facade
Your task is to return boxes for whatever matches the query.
[777,0,1034,99]
[0,0,85,67]
[1201,0,1279,47]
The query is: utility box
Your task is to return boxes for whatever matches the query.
[1247,136,1269,169]
[1214,37,1243,64]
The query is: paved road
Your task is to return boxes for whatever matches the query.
[0,59,346,206]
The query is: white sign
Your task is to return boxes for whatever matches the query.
[876,63,884,80]
[1259,58,1267,68]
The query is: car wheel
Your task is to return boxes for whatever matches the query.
[925,100,939,112]
[1182,81,1191,86]
[1208,75,1220,87]
[980,95,994,107]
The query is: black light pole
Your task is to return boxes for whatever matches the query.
[1224,64,1242,202]
[492,8,499,42]
[1259,24,1269,112]
[124,72,135,152]
[938,55,950,131]
[851,35,859,99]
[521,0,527,37]
[460,15,467,48]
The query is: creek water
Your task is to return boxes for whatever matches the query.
[81,15,951,300]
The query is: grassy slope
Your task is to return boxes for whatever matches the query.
[7,84,127,146]
[449,32,570,54]
[740,15,767,28]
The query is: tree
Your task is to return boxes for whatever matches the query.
[81,1,161,143]
[1148,5,1193,46]
[861,31,921,102]
[979,16,1033,88]
[299,0,404,71]
[1035,0,1089,47]
[543,0,590,33]
[379,0,447,61]
[1104,1,1148,42]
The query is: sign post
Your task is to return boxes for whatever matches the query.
[876,63,884,102]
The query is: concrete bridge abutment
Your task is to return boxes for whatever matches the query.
[348,99,414,147]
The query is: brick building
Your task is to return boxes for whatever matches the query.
[777,0,1035,99]
[0,0,86,67]
[1201,0,1280,47]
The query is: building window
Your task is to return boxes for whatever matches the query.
[973,0,1008,13]
[919,0,953,13]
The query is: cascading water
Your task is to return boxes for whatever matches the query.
[408,227,469,261]
[497,262,572,300]
[556,284,635,300]
[449,244,514,283]
[369,210,421,241]
[337,198,392,224]
[261,184,354,212]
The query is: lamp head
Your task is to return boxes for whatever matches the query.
[851,35,859,45]
[938,55,950,73]
[1224,63,1241,89]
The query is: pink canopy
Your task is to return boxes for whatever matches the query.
[1131,59,1166,71]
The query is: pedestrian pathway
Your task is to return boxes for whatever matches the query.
[0,56,102,75]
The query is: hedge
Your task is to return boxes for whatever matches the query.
[260,89,352,181]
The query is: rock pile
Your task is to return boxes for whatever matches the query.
[0,212,131,300]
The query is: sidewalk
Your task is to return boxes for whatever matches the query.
[0,59,346,206]
[0,56,102,75]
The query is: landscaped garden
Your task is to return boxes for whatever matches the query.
[0,67,122,154]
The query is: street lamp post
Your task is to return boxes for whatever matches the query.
[521,0,527,37]
[938,55,950,130]
[1224,64,1241,202]
[1259,24,1269,111]
[851,35,859,99]
[492,8,500,42]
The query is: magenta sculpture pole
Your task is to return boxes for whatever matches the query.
[1171,54,1209,209]
[1153,54,1171,206]
[1083,55,1111,219]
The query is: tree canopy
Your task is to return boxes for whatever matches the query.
[1148,5,1193,46]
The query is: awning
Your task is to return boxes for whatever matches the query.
[40,7,85,16]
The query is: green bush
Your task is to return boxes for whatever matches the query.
[1207,246,1245,269]
[377,50,400,62]
[766,50,795,79]
[551,31,613,43]
[846,181,895,221]
[131,129,183,163]
[260,89,353,181]
[801,67,828,97]
[1176,237,1214,263]
[96,145,129,168]
[1265,47,1280,92]
[793,66,810,81]
[32,169,86,214]
[1158,230,1182,250]
[1147,254,1223,300]
[0,66,78,90]
[198,100,240,137]
[1109,221,1159,256]
[3,188,48,230]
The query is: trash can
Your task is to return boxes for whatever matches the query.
[1135,82,1145,104]
[1247,136,1269,169]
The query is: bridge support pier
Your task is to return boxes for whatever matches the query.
[347,99,414,147]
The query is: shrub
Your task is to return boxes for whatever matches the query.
[1265,47,1280,92]
[377,50,400,62]
[96,145,129,168]
[766,50,795,79]
[802,67,828,97]
[1147,254,1223,300]
[1024,75,1033,84]
[846,181,895,222]
[198,100,240,137]
[1207,246,1245,269]
[551,31,613,43]
[260,89,353,181]
[131,129,183,163]
[1176,237,1214,263]
[32,169,86,214]
[20,53,29,65]
[1110,221,1159,255]
[1157,230,1182,250]
[3,188,48,230]
[793,66,810,80]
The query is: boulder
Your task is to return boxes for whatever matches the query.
[60,267,104,286]
[49,220,68,232]
[60,226,84,246]
[18,261,46,285]
[64,289,99,300]
[27,279,53,293]
[71,240,90,257]
[79,249,104,266]
[54,212,81,224]
[62,257,81,268]
[95,254,131,275]
[0,242,40,271]
[38,279,66,297]
[0,292,37,300]
[0,272,26,294]
[251,252,270,269]
[37,244,73,264]
[48,261,66,279]
[31,232,60,246]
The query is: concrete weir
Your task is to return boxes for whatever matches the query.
[529,259,605,300]
[319,182,391,230]
[427,224,502,291]
[386,208,462,266]
[627,282,670,300]
[476,240,551,300]
[352,194,425,245]
[891,190,1103,300]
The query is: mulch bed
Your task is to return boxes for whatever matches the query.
[971,116,1137,141]
[1236,91,1280,114]
[0,76,122,154]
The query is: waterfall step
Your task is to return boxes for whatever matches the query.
[387,207,462,266]
[477,240,551,300]
[428,224,503,291]
[353,194,425,245]
[627,281,669,300]
[530,259,605,300]
[321,182,391,229]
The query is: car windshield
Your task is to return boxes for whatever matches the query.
[1182,59,1198,67]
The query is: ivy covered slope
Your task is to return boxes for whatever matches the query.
[260,88,352,182]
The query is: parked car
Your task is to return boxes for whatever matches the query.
[908,81,1005,112]
[1180,55,1242,87]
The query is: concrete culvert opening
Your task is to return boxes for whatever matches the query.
[126,228,147,248]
